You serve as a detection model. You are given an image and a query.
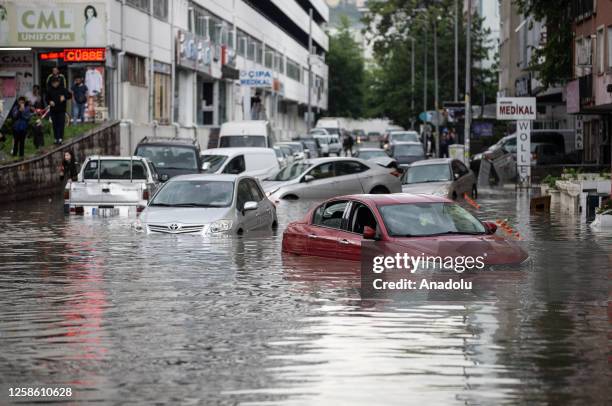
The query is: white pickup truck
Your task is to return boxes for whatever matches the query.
[64,156,160,216]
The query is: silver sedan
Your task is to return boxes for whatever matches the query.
[263,157,402,200]
[401,158,477,200]
[135,174,277,235]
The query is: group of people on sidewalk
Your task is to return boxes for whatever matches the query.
[6,66,91,159]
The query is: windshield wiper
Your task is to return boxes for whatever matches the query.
[149,203,173,207]
[172,203,223,207]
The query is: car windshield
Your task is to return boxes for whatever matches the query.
[358,150,388,160]
[219,136,266,148]
[83,159,148,180]
[310,129,327,136]
[273,148,284,158]
[394,144,424,156]
[201,154,227,173]
[135,145,198,170]
[404,164,451,184]
[150,180,234,207]
[268,162,311,181]
[391,132,419,142]
[379,203,486,237]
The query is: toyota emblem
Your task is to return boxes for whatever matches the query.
[168,223,180,231]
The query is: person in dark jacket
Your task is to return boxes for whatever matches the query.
[10,97,32,158]
[60,150,79,182]
[70,77,88,124]
[46,77,71,144]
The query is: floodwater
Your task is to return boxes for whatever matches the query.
[0,186,610,405]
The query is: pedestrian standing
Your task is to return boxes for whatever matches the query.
[60,150,79,182]
[25,85,44,109]
[45,66,67,91]
[342,132,354,156]
[10,97,32,158]
[46,77,71,145]
[70,77,88,125]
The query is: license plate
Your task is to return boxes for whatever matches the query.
[92,207,120,216]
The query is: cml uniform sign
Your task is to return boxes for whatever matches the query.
[496,97,537,187]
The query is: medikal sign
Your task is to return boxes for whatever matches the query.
[240,69,273,88]
[496,97,536,121]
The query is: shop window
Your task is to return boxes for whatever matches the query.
[122,54,146,86]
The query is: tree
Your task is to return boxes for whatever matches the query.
[362,0,497,128]
[514,0,573,87]
[326,16,365,118]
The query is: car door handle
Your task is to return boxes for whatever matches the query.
[339,239,350,245]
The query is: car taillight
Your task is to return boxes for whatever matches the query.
[143,189,149,200]
[64,189,70,200]
[390,169,402,177]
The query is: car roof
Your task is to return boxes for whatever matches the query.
[392,141,422,146]
[338,193,451,205]
[85,155,147,160]
[409,158,452,166]
[200,147,275,157]
[358,148,385,152]
[304,157,369,165]
[168,174,242,182]
[136,137,198,147]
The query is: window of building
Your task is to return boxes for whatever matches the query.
[264,49,273,69]
[575,36,592,69]
[255,43,263,65]
[608,26,612,70]
[198,80,215,126]
[596,28,605,74]
[286,58,301,82]
[237,32,247,57]
[122,54,146,86]
[125,0,167,21]
[274,52,284,74]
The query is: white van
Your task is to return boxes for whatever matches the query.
[315,118,343,136]
[200,147,280,179]
[218,120,275,148]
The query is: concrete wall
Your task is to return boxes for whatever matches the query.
[0,122,120,204]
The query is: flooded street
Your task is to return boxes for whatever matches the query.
[0,189,610,405]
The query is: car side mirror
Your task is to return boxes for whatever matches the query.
[363,226,377,240]
[202,162,211,171]
[482,221,497,234]
[160,174,169,182]
[243,201,258,212]
[302,174,315,183]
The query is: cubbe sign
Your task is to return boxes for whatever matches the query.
[496,97,537,187]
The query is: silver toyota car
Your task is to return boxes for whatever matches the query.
[135,174,277,235]
[263,157,402,200]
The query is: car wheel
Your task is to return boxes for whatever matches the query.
[369,186,389,194]
[237,228,244,235]
[282,194,298,200]
[471,185,478,199]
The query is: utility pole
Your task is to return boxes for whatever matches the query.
[465,0,472,161]
[423,25,427,119]
[433,15,439,158]
[411,37,415,130]
[454,0,458,101]
[307,8,313,131]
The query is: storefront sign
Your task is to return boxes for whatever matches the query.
[0,2,106,47]
[39,48,106,62]
[575,115,584,150]
[240,69,273,88]
[496,97,537,120]
[516,120,531,185]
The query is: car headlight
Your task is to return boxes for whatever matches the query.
[432,187,449,197]
[208,219,233,233]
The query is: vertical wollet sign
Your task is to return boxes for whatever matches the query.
[516,120,531,185]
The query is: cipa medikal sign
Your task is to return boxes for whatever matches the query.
[496,97,536,121]
[240,69,273,88]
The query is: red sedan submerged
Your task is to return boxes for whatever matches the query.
[282,194,528,264]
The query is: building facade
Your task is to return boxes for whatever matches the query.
[567,0,612,165]
[0,0,329,144]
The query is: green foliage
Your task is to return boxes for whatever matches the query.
[362,0,497,128]
[514,0,573,87]
[542,174,559,189]
[561,167,582,180]
[327,16,365,118]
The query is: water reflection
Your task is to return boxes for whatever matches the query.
[0,189,610,404]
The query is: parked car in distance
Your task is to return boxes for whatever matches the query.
[218,120,275,148]
[134,137,201,180]
[200,147,280,179]
[136,174,277,235]
[388,141,426,165]
[367,131,382,143]
[263,157,402,201]
[282,194,528,263]
[313,134,342,157]
[382,130,420,150]
[65,155,159,215]
[273,145,290,168]
[276,142,307,160]
[309,128,330,137]
[354,147,398,169]
[402,158,477,199]
[298,138,322,158]
[352,129,366,144]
